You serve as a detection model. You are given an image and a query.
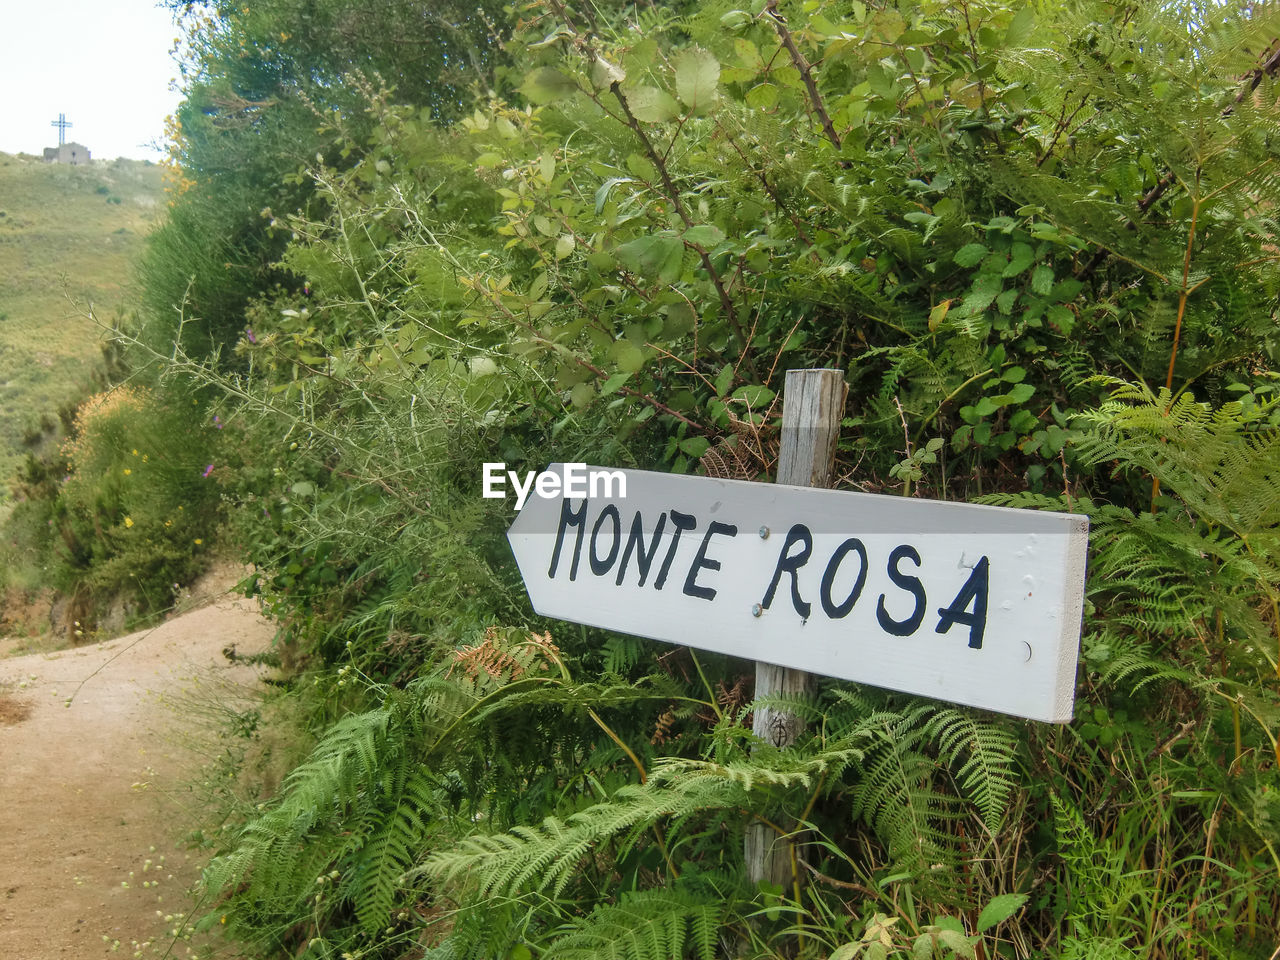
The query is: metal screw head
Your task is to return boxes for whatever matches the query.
[751,603,763,618]
[758,526,770,539]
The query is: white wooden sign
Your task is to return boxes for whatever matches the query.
[506,464,1089,722]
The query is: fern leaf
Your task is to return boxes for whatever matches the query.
[545,889,722,960]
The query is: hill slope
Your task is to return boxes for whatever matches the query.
[0,153,166,494]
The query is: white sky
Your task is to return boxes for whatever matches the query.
[0,0,184,161]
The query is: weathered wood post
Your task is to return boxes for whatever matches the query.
[744,368,847,889]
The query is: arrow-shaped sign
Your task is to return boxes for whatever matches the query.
[507,464,1089,722]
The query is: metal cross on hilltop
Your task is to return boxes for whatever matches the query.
[50,113,73,146]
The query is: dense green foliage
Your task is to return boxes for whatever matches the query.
[4,376,226,632]
[139,0,508,356]
[62,0,1280,956]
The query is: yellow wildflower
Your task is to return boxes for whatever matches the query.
[124,468,132,475]
[194,538,203,545]
[124,517,134,528]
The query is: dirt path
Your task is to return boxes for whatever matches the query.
[0,584,274,959]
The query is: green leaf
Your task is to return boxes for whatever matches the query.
[1052,278,1083,300]
[519,67,578,104]
[1007,382,1035,403]
[555,234,576,260]
[674,48,720,111]
[977,893,1028,932]
[626,152,657,180]
[616,235,684,283]
[290,481,316,497]
[609,341,646,373]
[683,224,725,247]
[1029,263,1053,296]
[715,362,735,396]
[1010,409,1037,433]
[829,945,860,960]
[1047,303,1075,334]
[662,302,696,337]
[1005,5,1035,45]
[679,436,710,458]
[962,273,1003,315]
[745,82,779,110]
[731,384,776,408]
[625,86,680,123]
[595,176,635,214]
[1002,365,1026,383]
[928,299,952,330]
[1002,241,1034,277]
[937,929,976,959]
[600,372,631,396]
[570,382,594,409]
[590,57,625,89]
[954,243,988,267]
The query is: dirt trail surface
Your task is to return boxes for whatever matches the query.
[0,582,273,959]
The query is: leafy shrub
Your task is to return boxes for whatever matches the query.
[134,0,1280,956]
[48,383,224,624]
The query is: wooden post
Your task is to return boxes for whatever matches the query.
[745,368,847,889]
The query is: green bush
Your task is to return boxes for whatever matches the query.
[46,383,224,625]
[135,0,1280,956]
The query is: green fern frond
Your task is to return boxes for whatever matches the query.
[543,888,722,960]
[422,775,747,898]
[849,723,961,871]
[923,709,1018,834]
[652,740,864,795]
[823,691,1018,874]
[1076,383,1280,535]
[1097,639,1200,693]
[1050,792,1149,944]
[348,769,436,931]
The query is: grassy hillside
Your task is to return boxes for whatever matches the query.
[0,152,165,495]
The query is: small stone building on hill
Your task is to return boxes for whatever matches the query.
[42,142,91,165]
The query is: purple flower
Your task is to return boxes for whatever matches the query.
[202,464,214,478]
[245,326,257,344]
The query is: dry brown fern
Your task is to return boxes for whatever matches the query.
[699,411,780,480]
[449,627,562,682]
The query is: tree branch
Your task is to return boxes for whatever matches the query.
[765,0,842,154]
